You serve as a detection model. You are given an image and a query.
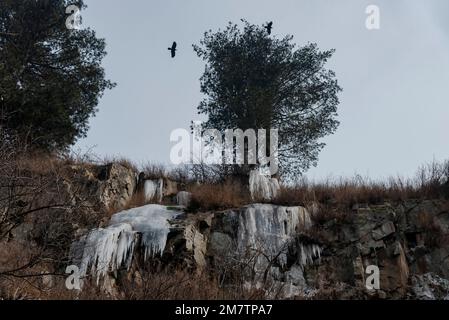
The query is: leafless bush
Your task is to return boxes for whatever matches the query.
[141,162,167,180]
[0,131,103,297]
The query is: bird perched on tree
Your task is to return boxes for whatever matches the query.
[264,21,273,35]
[168,41,177,58]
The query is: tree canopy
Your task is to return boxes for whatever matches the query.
[194,21,342,178]
[0,0,115,151]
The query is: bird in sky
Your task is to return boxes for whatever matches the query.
[264,21,273,35]
[168,41,177,58]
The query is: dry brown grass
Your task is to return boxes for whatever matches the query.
[187,180,251,212]
[274,160,449,210]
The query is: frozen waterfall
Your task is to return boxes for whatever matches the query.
[72,204,178,284]
[237,204,320,270]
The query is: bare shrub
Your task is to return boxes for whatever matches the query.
[0,132,105,297]
[141,162,167,180]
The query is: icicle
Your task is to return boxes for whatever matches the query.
[158,178,164,203]
[143,179,165,203]
[249,169,281,201]
[77,223,136,284]
[110,204,178,259]
[297,243,321,267]
[176,191,192,207]
[144,180,158,202]
[72,204,179,285]
[237,204,314,269]
[296,207,312,231]
[235,204,321,285]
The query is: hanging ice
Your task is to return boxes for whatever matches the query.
[249,169,281,201]
[144,179,164,203]
[176,191,192,207]
[72,204,179,284]
[76,223,137,284]
[237,204,320,271]
[110,204,177,259]
[298,243,322,266]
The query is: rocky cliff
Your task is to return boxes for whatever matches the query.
[71,188,449,299]
[2,160,448,300]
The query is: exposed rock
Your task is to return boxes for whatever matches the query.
[411,273,449,300]
[67,198,449,300]
[163,212,212,270]
[208,232,234,257]
[68,163,137,210]
[372,221,396,240]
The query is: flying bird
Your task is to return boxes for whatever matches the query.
[264,21,273,35]
[168,41,177,58]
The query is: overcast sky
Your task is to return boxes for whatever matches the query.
[75,0,449,181]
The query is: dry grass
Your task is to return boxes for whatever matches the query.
[187,180,251,212]
[274,160,449,210]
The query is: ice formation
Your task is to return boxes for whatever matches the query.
[176,191,192,207]
[77,223,136,284]
[237,204,320,270]
[249,169,281,201]
[143,179,164,203]
[297,243,322,266]
[72,204,178,284]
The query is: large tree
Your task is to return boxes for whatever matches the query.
[0,0,115,151]
[193,21,342,178]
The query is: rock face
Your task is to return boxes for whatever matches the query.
[8,163,137,245]
[301,200,449,299]
[411,273,449,300]
[69,198,449,300]
[68,163,137,210]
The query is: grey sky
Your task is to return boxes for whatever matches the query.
[75,0,449,181]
